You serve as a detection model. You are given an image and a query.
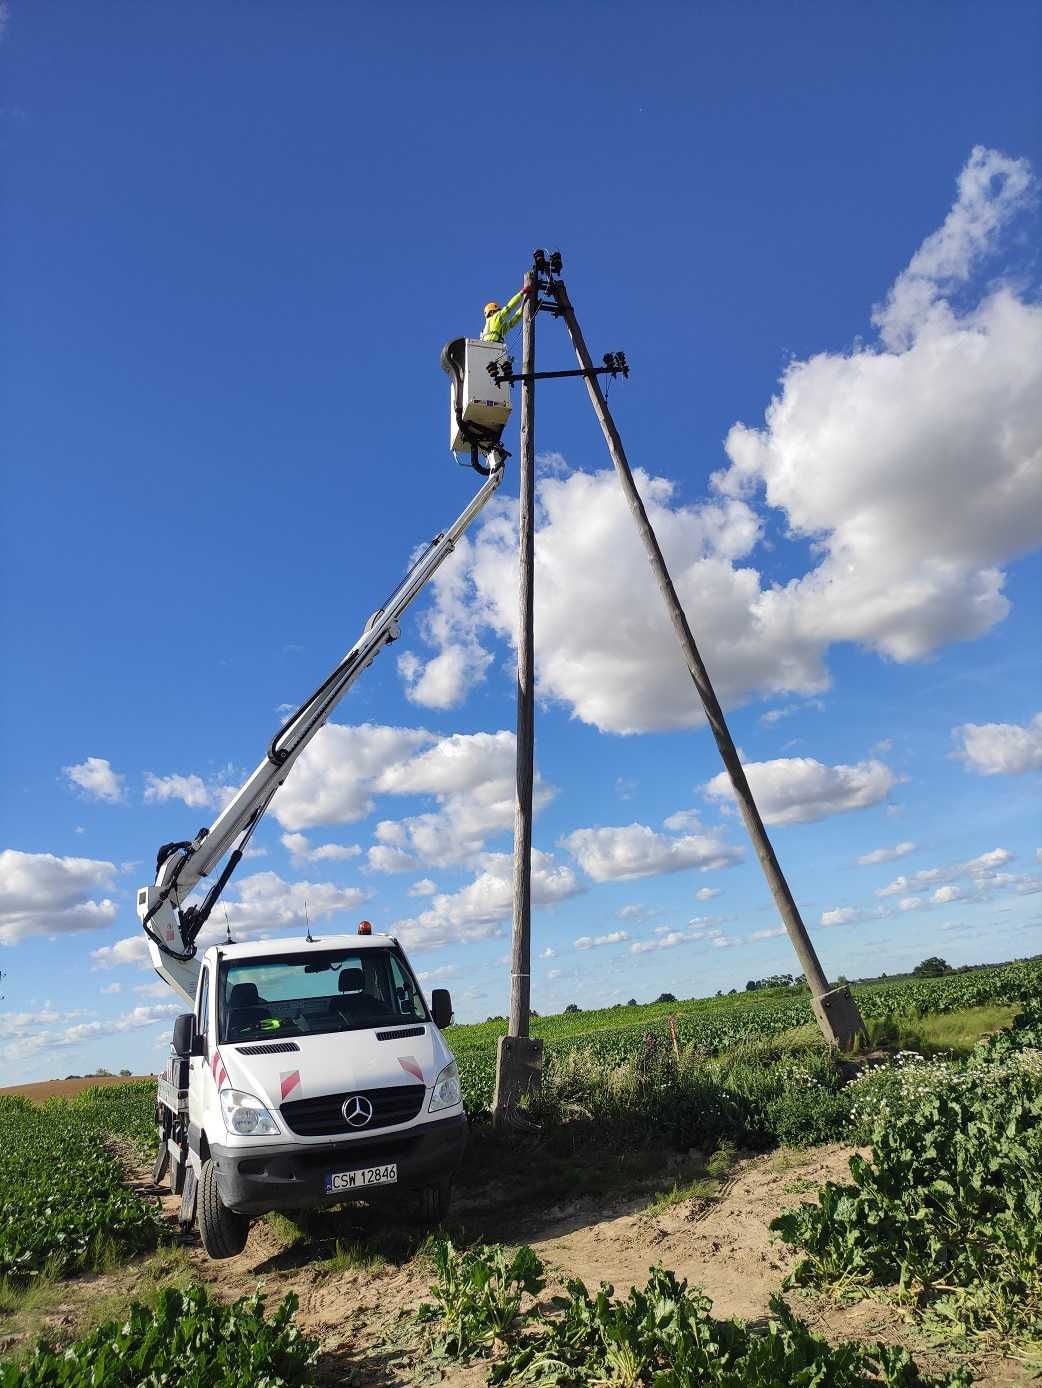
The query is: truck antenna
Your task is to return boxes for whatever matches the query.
[304,898,313,943]
[223,907,234,945]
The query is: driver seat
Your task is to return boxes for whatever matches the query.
[227,981,271,1038]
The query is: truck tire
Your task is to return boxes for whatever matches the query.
[418,1179,451,1226]
[197,1157,249,1259]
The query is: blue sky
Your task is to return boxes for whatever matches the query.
[2,2,1040,1081]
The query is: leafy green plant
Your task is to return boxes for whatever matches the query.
[486,1263,970,1386]
[417,1239,545,1358]
[772,998,1042,1347]
[0,1285,318,1386]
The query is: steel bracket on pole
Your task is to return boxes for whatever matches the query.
[488,353,629,387]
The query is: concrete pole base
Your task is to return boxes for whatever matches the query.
[811,985,868,1050]
[491,1035,544,1129]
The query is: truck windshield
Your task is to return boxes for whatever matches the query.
[218,947,429,1044]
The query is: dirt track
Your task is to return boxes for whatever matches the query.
[134,1144,1032,1387]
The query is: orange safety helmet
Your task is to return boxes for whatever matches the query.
[483,301,500,317]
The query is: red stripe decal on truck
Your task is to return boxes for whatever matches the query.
[398,1055,424,1083]
[280,1070,301,1100]
[211,1049,228,1089]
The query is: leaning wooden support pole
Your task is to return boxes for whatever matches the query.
[494,270,544,1124]
[551,278,866,1050]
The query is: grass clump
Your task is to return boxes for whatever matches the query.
[322,1238,384,1276]
[648,1142,736,1214]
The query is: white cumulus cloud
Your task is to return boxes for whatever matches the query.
[1,1003,181,1065]
[856,841,916,866]
[281,832,361,865]
[91,935,151,969]
[953,712,1042,776]
[574,930,629,950]
[63,757,125,803]
[272,724,552,871]
[0,850,119,945]
[876,847,1014,898]
[704,757,898,826]
[271,724,434,831]
[206,872,368,946]
[389,850,580,952]
[563,822,742,882]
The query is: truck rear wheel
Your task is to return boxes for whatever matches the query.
[197,1157,249,1259]
[418,1179,451,1226]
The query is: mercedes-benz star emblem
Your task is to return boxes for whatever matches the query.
[341,1094,374,1128]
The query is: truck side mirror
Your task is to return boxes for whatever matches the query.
[172,1013,204,1058]
[431,989,453,1028]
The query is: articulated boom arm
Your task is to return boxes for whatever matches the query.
[138,451,507,1005]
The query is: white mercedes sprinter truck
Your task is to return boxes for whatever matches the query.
[157,929,465,1259]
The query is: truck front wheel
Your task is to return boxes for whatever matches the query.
[197,1157,249,1259]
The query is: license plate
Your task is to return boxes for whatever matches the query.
[324,1162,397,1194]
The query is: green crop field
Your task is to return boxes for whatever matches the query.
[453,958,1042,1114]
[0,1090,166,1284]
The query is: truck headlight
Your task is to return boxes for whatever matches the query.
[220,1089,281,1136]
[428,1060,461,1113]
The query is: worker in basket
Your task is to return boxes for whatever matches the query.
[481,283,531,343]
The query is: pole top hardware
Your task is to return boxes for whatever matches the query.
[531,248,565,309]
[531,248,563,277]
[486,350,630,387]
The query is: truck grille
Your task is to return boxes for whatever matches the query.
[280,1084,426,1136]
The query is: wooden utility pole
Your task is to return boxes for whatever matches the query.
[509,269,536,1040]
[551,278,866,1050]
[493,269,544,1123]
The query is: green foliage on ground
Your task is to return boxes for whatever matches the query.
[0,1094,166,1284]
[772,999,1042,1349]
[418,1240,545,1357]
[417,1241,970,1386]
[72,1080,164,1157]
[1,1285,318,1387]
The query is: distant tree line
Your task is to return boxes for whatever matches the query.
[744,973,798,992]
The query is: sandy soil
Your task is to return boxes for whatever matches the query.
[0,1075,154,1101]
[516,1145,856,1322]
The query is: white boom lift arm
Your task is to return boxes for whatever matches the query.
[137,448,507,1007]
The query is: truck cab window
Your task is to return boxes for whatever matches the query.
[197,968,210,1039]
[218,948,428,1043]
[390,953,423,1017]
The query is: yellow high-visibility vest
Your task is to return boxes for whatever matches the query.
[481,289,525,343]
